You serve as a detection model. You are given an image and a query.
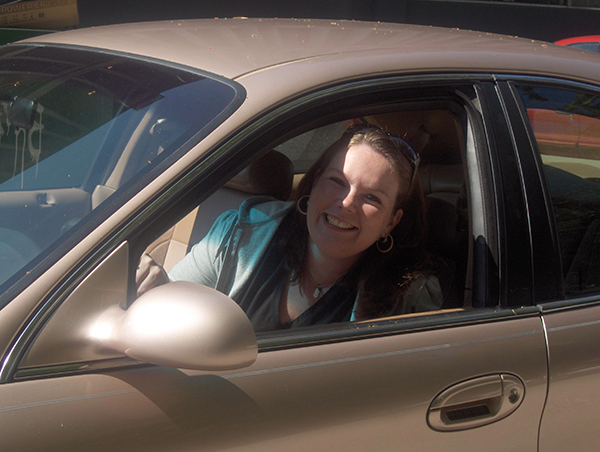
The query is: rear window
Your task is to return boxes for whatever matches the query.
[517,84,600,296]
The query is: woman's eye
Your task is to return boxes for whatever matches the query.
[365,194,382,204]
[329,177,345,186]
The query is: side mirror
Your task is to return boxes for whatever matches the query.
[19,243,257,373]
[93,281,258,371]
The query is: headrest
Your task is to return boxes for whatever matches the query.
[418,164,464,196]
[226,150,294,201]
[419,164,466,259]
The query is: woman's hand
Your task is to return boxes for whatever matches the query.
[136,253,170,296]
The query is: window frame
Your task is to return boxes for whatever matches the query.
[120,76,523,348]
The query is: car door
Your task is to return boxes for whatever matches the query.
[0,76,548,451]
[504,78,600,451]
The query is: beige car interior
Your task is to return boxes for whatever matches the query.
[144,109,469,318]
[144,149,296,273]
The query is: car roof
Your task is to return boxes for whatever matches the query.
[20,18,600,85]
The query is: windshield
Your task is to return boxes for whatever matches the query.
[0,45,242,290]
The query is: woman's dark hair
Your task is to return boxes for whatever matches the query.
[281,124,429,320]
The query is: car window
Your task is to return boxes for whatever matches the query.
[516,84,600,296]
[0,45,241,290]
[148,107,471,327]
[568,42,600,53]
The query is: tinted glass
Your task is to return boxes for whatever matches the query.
[274,122,349,172]
[517,84,600,295]
[568,42,600,53]
[0,45,240,289]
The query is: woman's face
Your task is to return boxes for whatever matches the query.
[306,143,404,263]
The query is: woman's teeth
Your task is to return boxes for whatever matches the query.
[326,214,354,230]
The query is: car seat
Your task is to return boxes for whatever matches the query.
[418,163,468,308]
[148,150,294,271]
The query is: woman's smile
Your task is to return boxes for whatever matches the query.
[324,213,356,231]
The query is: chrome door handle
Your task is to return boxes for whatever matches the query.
[427,374,525,431]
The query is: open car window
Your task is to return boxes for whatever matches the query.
[144,106,471,333]
[0,45,241,291]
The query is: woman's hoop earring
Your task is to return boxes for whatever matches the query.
[296,195,310,215]
[377,234,394,253]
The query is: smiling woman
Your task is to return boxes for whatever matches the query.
[138,123,442,331]
[283,124,438,322]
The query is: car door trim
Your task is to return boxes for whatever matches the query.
[257,306,541,352]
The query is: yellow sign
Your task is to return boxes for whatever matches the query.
[0,0,78,29]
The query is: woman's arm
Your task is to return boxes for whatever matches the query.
[400,274,444,314]
[135,209,238,296]
[168,209,239,286]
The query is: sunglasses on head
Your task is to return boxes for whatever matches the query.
[343,123,421,187]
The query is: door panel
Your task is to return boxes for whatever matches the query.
[511,80,600,448]
[540,304,600,451]
[228,318,547,451]
[0,315,547,451]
